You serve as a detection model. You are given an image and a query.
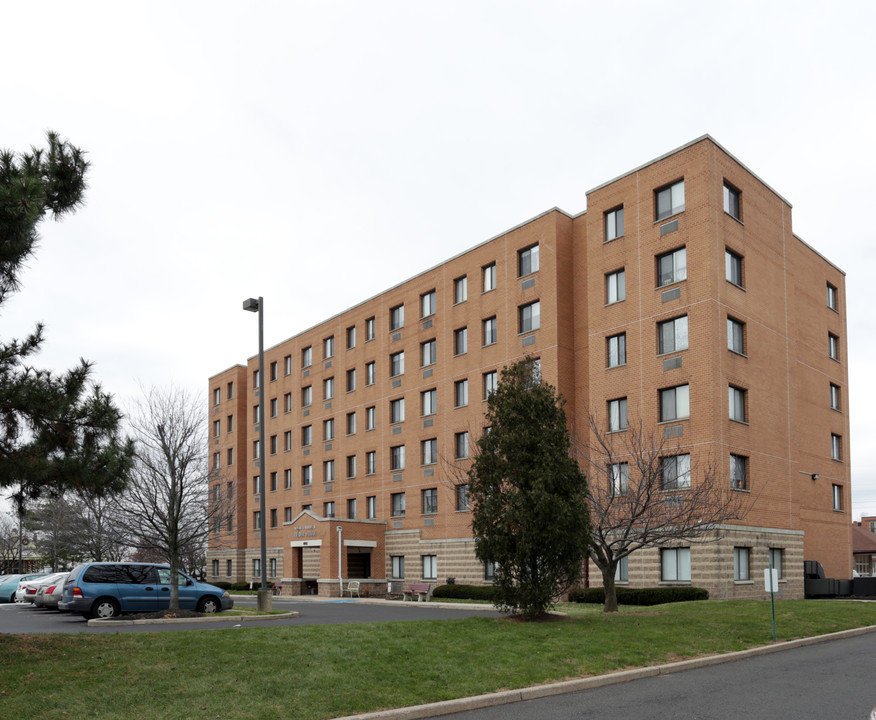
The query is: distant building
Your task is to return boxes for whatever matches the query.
[853,517,876,576]
[207,135,851,599]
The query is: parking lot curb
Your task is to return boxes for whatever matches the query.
[329,624,876,720]
[87,611,299,627]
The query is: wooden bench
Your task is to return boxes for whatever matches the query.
[403,583,432,602]
[344,580,361,598]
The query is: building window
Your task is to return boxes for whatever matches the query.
[302,346,312,368]
[302,465,312,486]
[270,508,277,528]
[609,462,629,497]
[391,492,406,517]
[733,547,750,581]
[729,386,747,423]
[483,371,498,399]
[421,339,437,367]
[253,512,262,532]
[390,397,405,424]
[252,405,260,424]
[769,548,784,579]
[390,304,405,331]
[390,351,405,377]
[253,558,261,575]
[366,450,376,475]
[284,392,292,413]
[484,560,496,581]
[725,249,744,287]
[227,448,234,465]
[323,418,335,442]
[456,484,469,511]
[346,368,356,392]
[346,325,356,350]
[655,179,685,221]
[253,440,261,460]
[727,317,745,355]
[365,361,376,385]
[422,488,438,514]
[270,398,278,418]
[322,377,334,401]
[365,316,375,341]
[656,247,687,288]
[519,301,541,333]
[213,387,221,406]
[391,556,405,579]
[284,506,292,523]
[606,269,626,304]
[346,455,356,479]
[212,559,219,576]
[213,419,221,437]
[301,385,312,407]
[367,496,376,519]
[455,431,469,459]
[730,454,748,490]
[659,384,690,422]
[454,275,467,304]
[302,425,312,447]
[269,361,278,382]
[347,411,357,435]
[253,369,260,389]
[832,484,843,511]
[661,547,691,582]
[608,398,628,432]
[422,555,437,580]
[607,333,626,368]
[285,468,292,489]
[483,316,497,346]
[212,452,220,470]
[483,262,496,292]
[366,406,376,430]
[422,438,437,465]
[658,315,688,355]
[324,501,335,519]
[323,460,335,483]
[661,454,691,490]
[518,244,539,277]
[831,433,842,461]
[830,383,841,411]
[227,381,234,399]
[723,182,741,220]
[605,206,624,242]
[421,388,437,416]
[454,379,469,407]
[284,354,292,375]
[454,327,468,355]
[828,333,840,361]
[226,559,232,577]
[827,283,838,311]
[421,290,436,318]
[390,445,405,471]
[615,555,629,583]
[324,336,334,360]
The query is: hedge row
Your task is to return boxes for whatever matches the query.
[431,584,500,601]
[210,581,276,592]
[568,586,709,605]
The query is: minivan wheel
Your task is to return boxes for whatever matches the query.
[197,596,220,614]
[90,598,120,619]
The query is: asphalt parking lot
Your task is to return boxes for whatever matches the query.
[0,595,501,634]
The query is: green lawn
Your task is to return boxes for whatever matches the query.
[2,600,875,720]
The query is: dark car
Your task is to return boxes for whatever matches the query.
[58,562,233,619]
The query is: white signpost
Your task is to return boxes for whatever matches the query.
[764,563,779,641]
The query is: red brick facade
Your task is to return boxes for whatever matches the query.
[207,136,851,599]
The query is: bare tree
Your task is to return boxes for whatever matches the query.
[579,416,748,613]
[72,488,130,562]
[23,494,83,570]
[0,513,19,574]
[111,386,226,610]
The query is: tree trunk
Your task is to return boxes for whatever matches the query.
[602,562,619,613]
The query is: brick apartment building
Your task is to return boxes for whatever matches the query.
[206,135,852,600]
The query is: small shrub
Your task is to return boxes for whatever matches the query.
[431,584,499,601]
[211,581,232,590]
[568,586,709,606]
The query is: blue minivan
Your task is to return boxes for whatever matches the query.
[59,562,233,618]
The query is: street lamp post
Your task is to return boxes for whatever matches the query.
[243,296,272,612]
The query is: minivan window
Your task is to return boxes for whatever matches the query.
[156,568,191,586]
[82,564,155,584]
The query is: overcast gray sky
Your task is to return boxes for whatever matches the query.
[3,0,875,519]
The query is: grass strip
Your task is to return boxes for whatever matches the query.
[1,600,874,720]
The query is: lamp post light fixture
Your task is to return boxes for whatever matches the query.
[243,296,272,611]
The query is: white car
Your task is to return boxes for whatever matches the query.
[15,572,62,604]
